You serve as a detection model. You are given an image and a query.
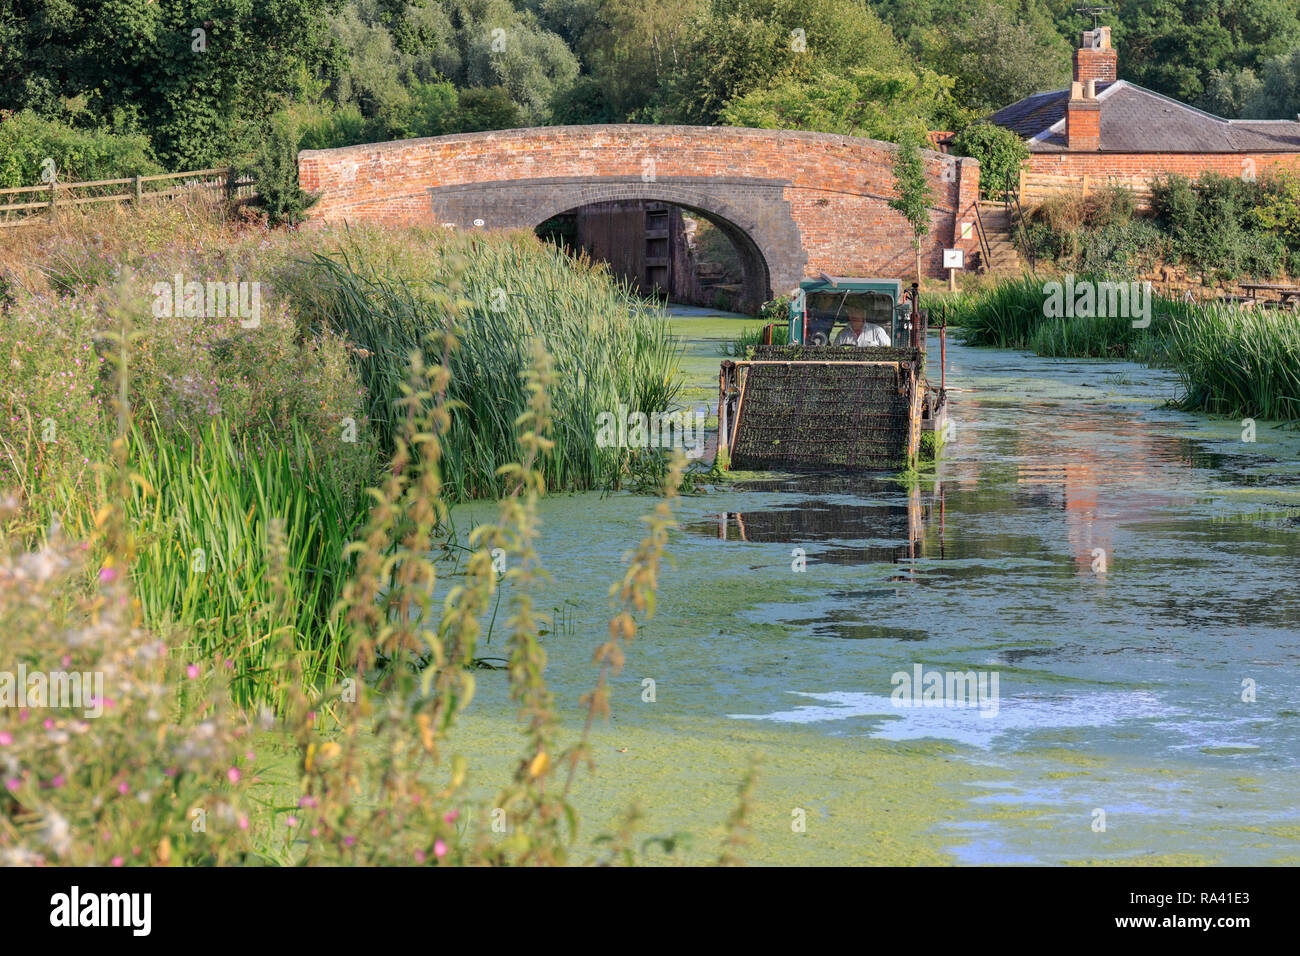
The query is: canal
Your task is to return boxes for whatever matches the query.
[445,304,1300,865]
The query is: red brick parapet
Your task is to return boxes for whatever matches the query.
[298,124,982,295]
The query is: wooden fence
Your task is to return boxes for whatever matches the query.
[1020,169,1154,208]
[0,168,256,227]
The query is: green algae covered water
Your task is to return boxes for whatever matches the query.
[442,305,1300,865]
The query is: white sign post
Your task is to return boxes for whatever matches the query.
[943,248,964,291]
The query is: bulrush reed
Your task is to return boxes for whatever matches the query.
[940,274,1299,423]
[287,229,683,500]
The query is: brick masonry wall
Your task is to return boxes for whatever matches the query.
[1023,152,1300,206]
[1073,48,1117,84]
[1065,100,1101,152]
[298,125,981,300]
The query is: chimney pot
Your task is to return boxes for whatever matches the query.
[1074,26,1118,84]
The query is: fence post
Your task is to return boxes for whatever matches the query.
[134,175,143,204]
[224,167,237,209]
[48,179,57,221]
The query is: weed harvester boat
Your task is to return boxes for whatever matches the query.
[717,276,948,472]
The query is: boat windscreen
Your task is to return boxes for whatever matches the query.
[806,292,894,327]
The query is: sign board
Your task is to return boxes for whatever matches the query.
[959,221,973,240]
[943,248,965,270]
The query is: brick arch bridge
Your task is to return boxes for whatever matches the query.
[299,125,981,311]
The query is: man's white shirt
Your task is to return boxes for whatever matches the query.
[834,324,891,347]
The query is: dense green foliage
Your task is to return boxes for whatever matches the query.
[0,0,343,168]
[948,121,1029,198]
[720,67,958,141]
[7,0,1299,197]
[0,110,161,189]
[1022,175,1300,281]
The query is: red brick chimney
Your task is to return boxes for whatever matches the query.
[1074,26,1117,84]
[1066,80,1101,151]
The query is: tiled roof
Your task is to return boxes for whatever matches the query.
[988,85,1114,137]
[988,81,1300,153]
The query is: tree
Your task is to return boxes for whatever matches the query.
[0,0,345,169]
[889,135,935,285]
[660,0,908,125]
[246,112,320,226]
[569,0,706,122]
[450,86,522,132]
[925,2,1071,113]
[1115,0,1300,108]
[719,66,958,142]
[436,0,578,125]
[948,120,1029,198]
[1244,47,1300,119]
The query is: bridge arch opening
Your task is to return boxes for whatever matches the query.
[534,198,773,315]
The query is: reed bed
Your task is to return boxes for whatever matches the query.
[33,418,365,709]
[949,275,1054,348]
[1160,305,1300,421]
[1028,312,1148,358]
[949,274,1299,424]
[720,322,791,356]
[290,230,684,500]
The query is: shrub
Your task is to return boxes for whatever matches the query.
[0,110,161,191]
[1149,172,1294,280]
[1250,172,1300,252]
[1024,186,1155,274]
[244,114,319,226]
[948,120,1028,198]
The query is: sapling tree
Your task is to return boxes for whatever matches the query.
[889,134,934,285]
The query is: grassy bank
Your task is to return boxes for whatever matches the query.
[1,199,689,704]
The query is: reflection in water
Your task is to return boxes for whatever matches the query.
[688,481,945,566]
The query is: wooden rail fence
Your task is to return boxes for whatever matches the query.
[1020,169,1154,208]
[0,167,255,227]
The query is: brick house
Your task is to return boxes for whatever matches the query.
[987,27,1300,205]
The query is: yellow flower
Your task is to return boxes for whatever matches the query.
[528,751,550,779]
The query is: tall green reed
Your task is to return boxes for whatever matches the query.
[291,231,683,501]
[123,419,366,708]
[1160,304,1300,421]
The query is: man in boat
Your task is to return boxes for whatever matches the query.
[834,305,891,347]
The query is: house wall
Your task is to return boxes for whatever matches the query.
[1022,152,1300,207]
